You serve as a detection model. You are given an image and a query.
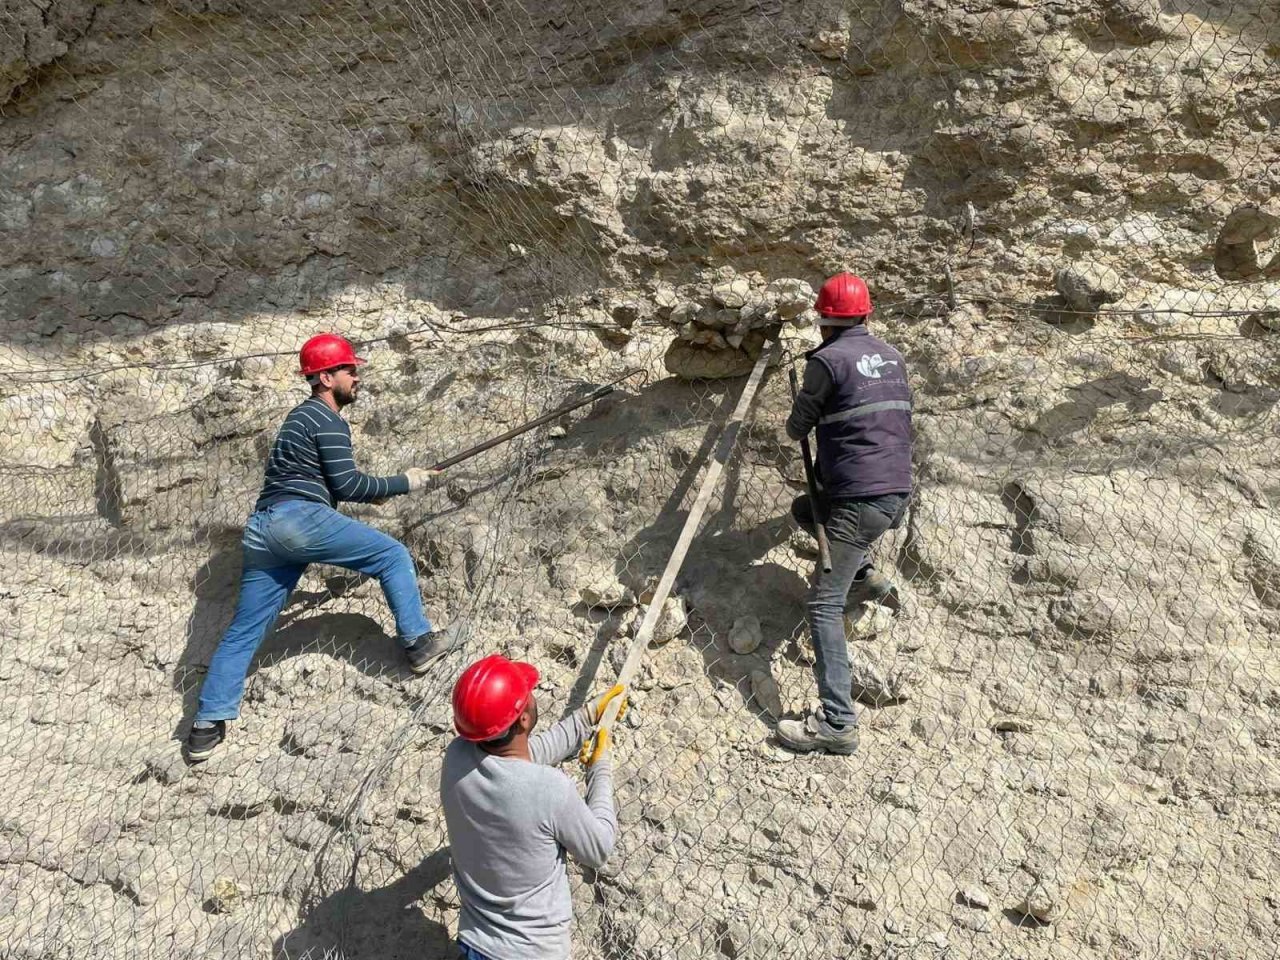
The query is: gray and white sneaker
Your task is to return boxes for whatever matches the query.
[776,707,860,755]
[403,622,466,674]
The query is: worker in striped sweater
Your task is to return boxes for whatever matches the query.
[185,333,458,761]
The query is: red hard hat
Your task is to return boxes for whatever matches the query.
[814,273,873,318]
[299,333,366,377]
[452,654,540,742]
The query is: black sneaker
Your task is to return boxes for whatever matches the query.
[185,721,225,762]
[404,624,464,674]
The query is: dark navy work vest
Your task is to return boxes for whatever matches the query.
[807,326,913,499]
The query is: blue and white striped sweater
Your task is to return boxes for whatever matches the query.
[255,397,409,511]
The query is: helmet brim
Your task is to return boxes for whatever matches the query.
[299,355,368,377]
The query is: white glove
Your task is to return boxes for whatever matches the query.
[404,467,441,491]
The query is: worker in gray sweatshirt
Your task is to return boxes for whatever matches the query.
[440,654,625,960]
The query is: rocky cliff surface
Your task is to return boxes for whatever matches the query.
[1,2,1279,959]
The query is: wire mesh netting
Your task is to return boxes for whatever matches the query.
[2,1,1280,959]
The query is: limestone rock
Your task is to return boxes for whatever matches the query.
[1015,879,1066,924]
[1,1,114,104]
[951,907,993,933]
[849,658,917,707]
[1051,592,1131,639]
[844,603,896,639]
[1055,262,1125,313]
[765,278,815,320]
[2,5,1280,959]
[282,702,398,758]
[143,749,190,786]
[728,616,763,655]
[663,341,755,380]
[627,596,688,646]
[1098,0,1171,44]
[870,779,921,812]
[749,669,784,719]
[1157,343,1204,384]
[710,277,753,309]
[564,562,635,610]
[956,886,991,910]
[1214,204,1280,281]
[1243,520,1280,608]
[207,877,242,915]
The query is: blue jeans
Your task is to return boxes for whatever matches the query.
[792,492,908,729]
[195,499,431,721]
[457,944,491,960]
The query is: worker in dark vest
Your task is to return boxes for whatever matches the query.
[777,274,913,754]
[185,333,458,761]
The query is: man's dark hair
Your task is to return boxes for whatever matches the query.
[482,719,521,750]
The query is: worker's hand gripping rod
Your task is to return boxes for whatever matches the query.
[788,366,832,574]
[583,342,780,764]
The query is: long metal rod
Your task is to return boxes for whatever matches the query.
[788,366,833,574]
[430,369,645,471]
[590,342,779,755]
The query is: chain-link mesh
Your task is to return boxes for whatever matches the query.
[2,2,1279,959]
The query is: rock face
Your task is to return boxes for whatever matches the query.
[1,3,1280,960]
[0,1,117,105]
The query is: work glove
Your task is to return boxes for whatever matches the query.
[404,466,442,491]
[587,683,628,724]
[579,684,628,768]
[579,728,614,768]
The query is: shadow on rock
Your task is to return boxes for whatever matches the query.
[1015,373,1163,451]
[274,848,454,960]
[172,536,417,738]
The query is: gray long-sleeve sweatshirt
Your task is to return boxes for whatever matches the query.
[440,708,617,960]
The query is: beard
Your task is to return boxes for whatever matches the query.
[334,383,359,407]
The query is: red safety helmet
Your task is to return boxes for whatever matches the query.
[452,654,540,742]
[814,273,873,319]
[299,333,366,377]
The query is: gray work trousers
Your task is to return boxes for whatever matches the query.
[791,492,908,729]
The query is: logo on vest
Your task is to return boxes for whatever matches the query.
[856,353,899,379]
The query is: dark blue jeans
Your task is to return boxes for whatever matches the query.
[458,943,491,960]
[195,499,431,721]
[792,493,908,729]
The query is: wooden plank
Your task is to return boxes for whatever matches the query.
[592,340,780,746]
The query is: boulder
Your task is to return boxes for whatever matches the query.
[663,341,755,380]
[749,669,784,719]
[1014,878,1067,924]
[710,277,753,309]
[728,616,764,655]
[1055,262,1125,312]
[766,278,815,320]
